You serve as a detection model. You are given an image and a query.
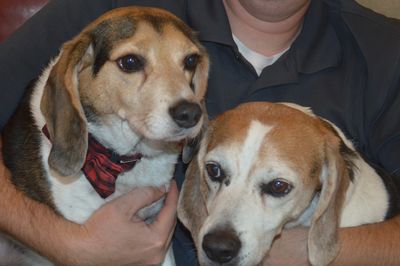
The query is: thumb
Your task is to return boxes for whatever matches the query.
[110,186,167,219]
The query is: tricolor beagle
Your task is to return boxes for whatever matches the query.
[1,7,209,266]
[178,102,399,266]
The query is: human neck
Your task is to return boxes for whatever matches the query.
[223,0,309,57]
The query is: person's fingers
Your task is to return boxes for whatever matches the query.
[111,186,167,218]
[165,180,179,209]
[166,216,177,246]
[150,180,178,235]
[163,181,179,245]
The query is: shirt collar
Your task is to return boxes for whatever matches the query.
[292,0,342,74]
[186,0,234,45]
[187,0,342,76]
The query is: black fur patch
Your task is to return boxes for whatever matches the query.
[339,141,357,183]
[2,80,56,209]
[91,16,136,75]
[320,119,357,182]
[90,12,200,76]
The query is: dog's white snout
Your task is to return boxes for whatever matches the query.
[202,228,242,264]
[169,100,202,129]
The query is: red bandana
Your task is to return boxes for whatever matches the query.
[42,126,142,198]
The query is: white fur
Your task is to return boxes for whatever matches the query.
[280,102,316,118]
[340,156,388,226]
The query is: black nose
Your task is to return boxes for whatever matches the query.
[169,101,202,129]
[202,229,241,263]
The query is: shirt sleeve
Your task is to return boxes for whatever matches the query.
[371,72,400,180]
[0,0,114,130]
[342,7,400,184]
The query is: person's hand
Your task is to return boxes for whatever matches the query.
[262,227,309,266]
[66,181,179,266]
[1,137,178,266]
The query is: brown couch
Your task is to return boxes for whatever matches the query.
[357,0,400,19]
[0,0,48,42]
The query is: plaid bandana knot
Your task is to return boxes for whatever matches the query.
[42,126,142,198]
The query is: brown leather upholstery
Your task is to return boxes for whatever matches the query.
[357,0,400,18]
[0,0,48,42]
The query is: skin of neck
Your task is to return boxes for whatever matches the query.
[223,0,310,57]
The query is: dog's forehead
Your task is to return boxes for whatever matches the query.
[85,7,201,72]
[206,102,326,178]
[89,7,198,46]
[109,22,199,60]
[208,103,322,146]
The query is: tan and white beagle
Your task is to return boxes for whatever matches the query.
[178,102,399,266]
[1,7,209,266]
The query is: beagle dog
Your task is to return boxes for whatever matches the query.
[1,7,208,266]
[178,102,399,266]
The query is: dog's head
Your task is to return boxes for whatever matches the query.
[178,102,355,266]
[40,7,209,177]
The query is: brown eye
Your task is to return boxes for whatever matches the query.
[184,54,199,70]
[261,179,293,197]
[116,54,145,73]
[205,162,225,182]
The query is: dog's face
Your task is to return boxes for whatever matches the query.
[40,7,209,176]
[178,102,353,266]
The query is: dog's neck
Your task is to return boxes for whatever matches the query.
[87,118,142,155]
[87,117,178,158]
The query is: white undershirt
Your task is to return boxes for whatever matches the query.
[232,34,289,76]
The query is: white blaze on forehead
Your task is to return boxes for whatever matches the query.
[238,120,273,180]
[202,119,273,213]
[199,121,278,265]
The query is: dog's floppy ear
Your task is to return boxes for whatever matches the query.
[182,136,201,164]
[308,136,350,266]
[182,47,209,163]
[178,136,209,240]
[40,35,94,177]
[192,48,209,98]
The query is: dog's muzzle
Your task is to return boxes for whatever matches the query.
[169,100,202,129]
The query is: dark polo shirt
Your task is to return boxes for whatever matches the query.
[1,0,400,264]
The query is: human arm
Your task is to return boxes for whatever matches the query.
[263,215,400,266]
[333,215,400,265]
[0,139,178,266]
